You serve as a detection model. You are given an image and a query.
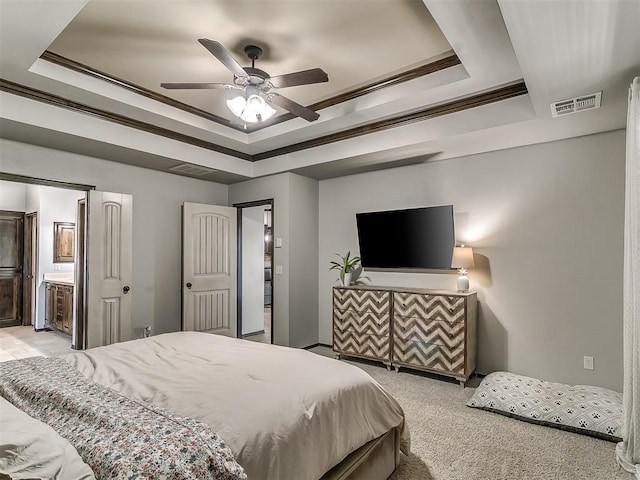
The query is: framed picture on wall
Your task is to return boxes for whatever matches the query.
[53,222,75,263]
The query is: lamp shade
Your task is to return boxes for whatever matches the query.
[451,246,474,269]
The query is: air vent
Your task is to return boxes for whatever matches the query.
[168,163,217,176]
[550,91,602,117]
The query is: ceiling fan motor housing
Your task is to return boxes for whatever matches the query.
[240,67,270,87]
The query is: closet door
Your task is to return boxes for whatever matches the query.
[85,191,133,348]
[0,211,24,328]
[182,202,237,337]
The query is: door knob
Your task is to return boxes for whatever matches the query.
[123,285,131,294]
[186,282,192,289]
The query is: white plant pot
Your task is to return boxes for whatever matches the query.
[342,272,353,286]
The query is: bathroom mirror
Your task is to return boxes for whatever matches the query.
[53,222,75,263]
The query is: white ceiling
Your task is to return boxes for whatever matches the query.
[0,0,638,184]
[47,0,453,118]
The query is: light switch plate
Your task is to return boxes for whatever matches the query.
[275,265,283,275]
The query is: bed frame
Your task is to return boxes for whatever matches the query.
[321,428,399,480]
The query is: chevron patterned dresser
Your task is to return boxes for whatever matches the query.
[333,287,392,367]
[333,286,477,386]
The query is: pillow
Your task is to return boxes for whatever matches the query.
[467,371,622,442]
[0,396,96,480]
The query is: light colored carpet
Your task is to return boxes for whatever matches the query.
[311,347,631,480]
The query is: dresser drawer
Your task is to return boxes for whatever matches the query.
[334,330,390,362]
[393,315,465,348]
[334,288,390,314]
[392,339,465,376]
[393,292,465,324]
[333,310,390,336]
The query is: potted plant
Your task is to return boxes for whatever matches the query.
[329,251,361,286]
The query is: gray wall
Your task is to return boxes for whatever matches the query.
[0,138,228,335]
[289,174,320,348]
[230,172,319,348]
[318,130,625,390]
[0,180,27,211]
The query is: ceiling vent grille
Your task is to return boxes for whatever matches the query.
[168,163,217,176]
[550,91,602,117]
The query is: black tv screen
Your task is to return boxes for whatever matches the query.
[356,205,455,269]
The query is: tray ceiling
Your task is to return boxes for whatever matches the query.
[47,0,452,129]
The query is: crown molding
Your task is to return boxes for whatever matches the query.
[1,78,527,162]
[40,50,461,133]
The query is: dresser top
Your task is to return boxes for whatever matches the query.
[333,284,476,297]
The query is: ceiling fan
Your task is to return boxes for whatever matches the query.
[161,39,328,123]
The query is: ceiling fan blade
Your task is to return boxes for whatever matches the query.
[267,92,320,122]
[198,39,249,80]
[160,82,237,90]
[267,68,328,89]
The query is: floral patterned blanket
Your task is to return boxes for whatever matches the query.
[0,357,246,480]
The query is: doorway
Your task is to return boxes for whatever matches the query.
[0,178,86,345]
[236,199,274,345]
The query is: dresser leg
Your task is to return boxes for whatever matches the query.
[335,354,341,360]
[394,366,400,373]
[386,364,391,372]
[459,380,466,388]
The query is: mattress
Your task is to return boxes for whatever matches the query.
[62,332,410,480]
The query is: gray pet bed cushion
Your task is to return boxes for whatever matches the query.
[467,371,622,442]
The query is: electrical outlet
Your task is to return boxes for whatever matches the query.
[275,238,283,248]
[583,356,594,370]
[275,265,283,275]
[53,264,61,271]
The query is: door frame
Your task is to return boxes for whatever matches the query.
[74,198,87,349]
[234,199,275,344]
[0,173,94,343]
[22,211,38,326]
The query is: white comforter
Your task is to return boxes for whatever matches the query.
[63,332,409,480]
[0,396,95,480]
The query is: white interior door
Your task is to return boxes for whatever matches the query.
[86,191,133,348]
[182,202,237,337]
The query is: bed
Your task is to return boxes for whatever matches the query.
[0,332,410,480]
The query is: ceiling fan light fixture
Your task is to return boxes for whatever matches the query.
[226,95,247,117]
[226,91,276,123]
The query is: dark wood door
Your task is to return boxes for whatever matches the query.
[22,212,37,326]
[0,211,24,328]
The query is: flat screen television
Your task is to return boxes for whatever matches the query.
[356,205,455,269]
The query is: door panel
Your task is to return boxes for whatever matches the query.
[74,199,86,349]
[183,203,237,337]
[22,212,37,326]
[86,192,133,348]
[0,211,23,327]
